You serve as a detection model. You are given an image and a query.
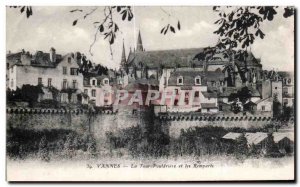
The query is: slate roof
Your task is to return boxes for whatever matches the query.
[201,103,218,109]
[127,48,261,70]
[7,50,62,68]
[127,48,207,69]
[222,132,243,140]
[273,133,294,143]
[277,71,294,79]
[205,71,226,82]
[202,91,218,98]
[218,87,237,97]
[135,78,159,86]
[255,97,272,104]
[218,86,261,98]
[168,70,206,86]
[245,132,268,145]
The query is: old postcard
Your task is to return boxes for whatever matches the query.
[6,6,295,181]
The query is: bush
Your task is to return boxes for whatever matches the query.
[6,128,98,160]
[38,136,50,162]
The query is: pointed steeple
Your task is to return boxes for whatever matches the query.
[121,39,126,65]
[136,30,144,52]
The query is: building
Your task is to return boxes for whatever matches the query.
[83,74,113,107]
[7,48,84,104]
[279,72,294,107]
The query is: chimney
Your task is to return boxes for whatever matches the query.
[50,47,56,63]
[74,52,82,64]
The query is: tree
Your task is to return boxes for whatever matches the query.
[7,84,44,107]
[195,6,294,82]
[229,86,251,113]
[265,133,280,157]
[38,135,50,162]
[235,134,249,158]
[273,93,281,119]
[282,105,292,121]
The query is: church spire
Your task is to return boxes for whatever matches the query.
[121,39,126,65]
[136,30,144,52]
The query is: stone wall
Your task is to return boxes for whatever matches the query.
[156,114,275,138]
[6,108,142,143]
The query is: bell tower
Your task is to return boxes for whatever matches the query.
[136,30,144,52]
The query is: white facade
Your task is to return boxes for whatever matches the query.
[83,77,113,107]
[8,53,83,92]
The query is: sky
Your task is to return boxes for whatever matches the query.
[6,6,294,71]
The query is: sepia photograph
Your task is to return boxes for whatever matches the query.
[5,5,295,181]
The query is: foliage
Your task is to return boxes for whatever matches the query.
[228,86,252,113]
[273,93,282,119]
[48,86,60,101]
[38,99,60,108]
[38,136,50,162]
[196,6,294,84]
[264,133,282,157]
[7,85,44,107]
[234,134,249,158]
[281,105,293,121]
[7,128,97,160]
[10,6,33,18]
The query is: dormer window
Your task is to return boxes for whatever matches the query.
[177,76,183,85]
[92,79,96,86]
[103,78,109,85]
[195,76,201,85]
[68,57,71,63]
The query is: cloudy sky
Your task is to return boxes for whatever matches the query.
[6,6,294,71]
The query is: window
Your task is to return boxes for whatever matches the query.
[195,91,199,97]
[261,105,265,111]
[84,89,88,94]
[10,79,13,87]
[177,76,183,85]
[207,108,210,112]
[63,79,67,89]
[92,89,96,97]
[92,79,96,86]
[275,87,277,90]
[68,57,71,63]
[104,79,109,85]
[48,78,52,87]
[219,105,223,111]
[63,67,67,75]
[174,99,179,106]
[72,80,77,89]
[284,99,288,106]
[195,77,201,85]
[174,89,179,94]
[38,78,42,85]
[70,68,78,75]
